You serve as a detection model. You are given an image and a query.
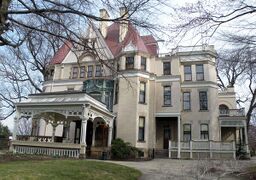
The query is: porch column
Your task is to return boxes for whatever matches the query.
[92,125,96,147]
[107,126,113,147]
[80,104,90,158]
[52,125,56,143]
[13,116,19,141]
[177,115,181,159]
[244,125,249,154]
[80,117,88,157]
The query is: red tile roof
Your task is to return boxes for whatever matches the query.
[50,41,73,64]
[50,22,158,64]
[105,22,158,57]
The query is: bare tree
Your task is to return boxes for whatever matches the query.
[169,0,256,43]
[0,0,168,47]
[217,46,256,127]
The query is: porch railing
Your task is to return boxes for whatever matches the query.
[12,140,80,158]
[219,108,245,117]
[168,140,236,159]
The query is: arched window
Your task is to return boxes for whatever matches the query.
[219,104,229,115]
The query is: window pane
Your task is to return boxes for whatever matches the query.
[80,66,85,78]
[87,65,93,77]
[201,124,208,131]
[141,57,146,70]
[163,62,171,75]
[126,56,134,70]
[184,124,191,131]
[184,65,192,81]
[139,82,146,103]
[139,117,145,127]
[196,64,204,80]
[95,65,102,77]
[199,91,208,110]
[164,86,171,105]
[183,92,191,110]
[72,67,78,78]
[138,117,145,141]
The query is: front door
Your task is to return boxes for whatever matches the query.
[163,127,171,149]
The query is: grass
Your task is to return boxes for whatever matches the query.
[0,159,141,180]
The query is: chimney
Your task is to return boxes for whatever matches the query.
[119,7,128,42]
[99,9,109,38]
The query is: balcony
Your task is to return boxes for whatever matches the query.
[219,108,245,117]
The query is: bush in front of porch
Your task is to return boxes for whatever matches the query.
[111,138,142,160]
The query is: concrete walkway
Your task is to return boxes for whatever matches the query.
[102,158,256,180]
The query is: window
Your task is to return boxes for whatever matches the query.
[72,67,78,79]
[163,62,171,75]
[114,80,119,104]
[141,57,147,70]
[95,65,102,77]
[138,117,145,141]
[196,64,204,80]
[183,124,191,141]
[184,65,192,81]
[80,66,85,78]
[163,86,171,106]
[200,124,209,140]
[199,91,208,110]
[139,82,146,103]
[126,56,134,70]
[183,92,191,110]
[219,104,229,115]
[87,65,93,78]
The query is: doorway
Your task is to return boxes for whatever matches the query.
[163,127,171,149]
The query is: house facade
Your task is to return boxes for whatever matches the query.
[11,8,249,159]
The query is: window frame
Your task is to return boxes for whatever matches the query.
[200,124,209,140]
[125,56,134,70]
[139,82,146,104]
[184,65,192,81]
[141,56,147,71]
[163,86,171,106]
[80,66,86,78]
[87,65,93,78]
[183,92,191,110]
[183,124,191,141]
[114,80,119,104]
[196,64,204,81]
[138,117,145,142]
[72,67,78,79]
[199,91,208,110]
[163,62,171,75]
[95,65,102,77]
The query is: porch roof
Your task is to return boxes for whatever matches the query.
[16,91,114,120]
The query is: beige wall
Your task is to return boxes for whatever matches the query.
[42,44,240,151]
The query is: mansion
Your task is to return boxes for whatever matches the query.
[11,8,249,159]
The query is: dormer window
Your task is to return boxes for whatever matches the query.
[126,56,134,70]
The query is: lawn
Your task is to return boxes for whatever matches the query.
[0,159,141,180]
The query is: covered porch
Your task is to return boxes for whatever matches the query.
[219,109,249,156]
[11,92,115,158]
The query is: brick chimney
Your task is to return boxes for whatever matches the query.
[99,9,109,38]
[119,7,128,42]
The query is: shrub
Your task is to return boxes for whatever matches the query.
[111,138,141,160]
